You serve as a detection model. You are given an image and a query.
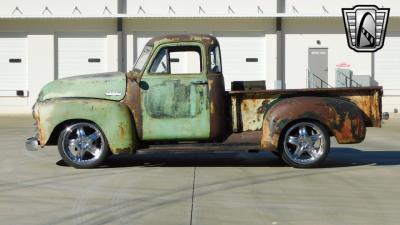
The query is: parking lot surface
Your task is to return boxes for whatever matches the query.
[0,116,399,225]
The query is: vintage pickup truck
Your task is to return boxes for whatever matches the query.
[26,34,382,168]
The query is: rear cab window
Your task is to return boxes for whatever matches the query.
[210,45,222,73]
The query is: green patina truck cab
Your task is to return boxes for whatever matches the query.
[139,42,211,140]
[27,34,382,169]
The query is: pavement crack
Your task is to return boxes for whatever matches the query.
[189,156,197,225]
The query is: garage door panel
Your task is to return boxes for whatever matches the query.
[0,36,27,91]
[213,32,266,90]
[58,35,106,79]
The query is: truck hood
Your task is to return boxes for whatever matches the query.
[38,72,126,102]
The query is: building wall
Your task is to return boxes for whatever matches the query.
[1,0,398,17]
[0,19,118,114]
[0,0,118,15]
[284,18,372,89]
[285,0,399,15]
[0,0,399,114]
[126,0,277,16]
[375,18,400,112]
[124,19,277,89]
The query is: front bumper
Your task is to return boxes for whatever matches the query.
[25,137,39,151]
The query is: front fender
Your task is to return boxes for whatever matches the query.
[35,99,138,154]
[260,97,365,151]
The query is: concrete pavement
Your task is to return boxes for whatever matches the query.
[0,116,399,225]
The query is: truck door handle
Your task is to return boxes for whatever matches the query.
[191,80,207,85]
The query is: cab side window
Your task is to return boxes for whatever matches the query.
[210,45,222,73]
[149,45,202,75]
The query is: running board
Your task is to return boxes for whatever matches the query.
[137,143,261,154]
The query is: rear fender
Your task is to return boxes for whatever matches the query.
[260,97,365,151]
[35,99,138,154]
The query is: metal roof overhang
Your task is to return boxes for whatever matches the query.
[0,13,397,19]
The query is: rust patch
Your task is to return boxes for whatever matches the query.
[122,78,142,139]
[147,34,217,49]
[207,73,228,141]
[260,96,369,151]
[35,108,46,147]
[118,124,125,138]
[346,89,382,127]
[257,100,269,114]
[260,118,271,149]
[112,147,131,154]
[333,113,353,142]
[228,87,381,151]
[239,98,271,131]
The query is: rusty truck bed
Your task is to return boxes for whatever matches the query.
[229,86,383,133]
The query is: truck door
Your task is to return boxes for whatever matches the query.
[140,43,210,140]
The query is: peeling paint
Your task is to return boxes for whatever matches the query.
[230,87,381,151]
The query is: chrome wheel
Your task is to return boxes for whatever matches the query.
[59,122,108,168]
[282,122,329,167]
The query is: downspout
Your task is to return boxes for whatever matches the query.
[276,18,285,89]
[276,0,285,89]
[117,17,125,72]
[118,0,127,71]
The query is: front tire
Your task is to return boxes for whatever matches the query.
[58,122,109,168]
[280,121,330,168]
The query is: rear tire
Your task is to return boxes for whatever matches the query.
[280,121,330,168]
[57,122,109,169]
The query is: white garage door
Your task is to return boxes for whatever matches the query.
[375,36,400,96]
[214,32,266,90]
[0,35,27,93]
[58,34,106,79]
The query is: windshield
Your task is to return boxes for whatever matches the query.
[133,45,152,72]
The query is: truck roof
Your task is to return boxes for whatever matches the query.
[146,34,218,47]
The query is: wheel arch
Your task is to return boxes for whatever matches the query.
[47,119,97,145]
[261,96,366,151]
[36,98,139,154]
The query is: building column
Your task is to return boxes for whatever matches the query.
[117,0,127,72]
[117,18,125,72]
[276,18,285,89]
